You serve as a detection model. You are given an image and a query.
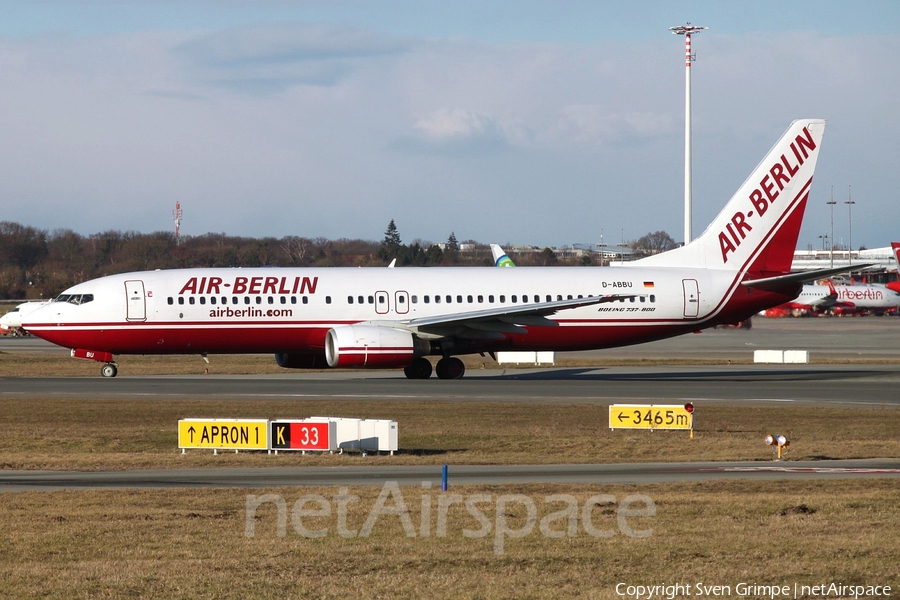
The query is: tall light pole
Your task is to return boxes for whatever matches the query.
[172,201,183,245]
[826,187,836,267]
[845,185,855,266]
[669,23,707,245]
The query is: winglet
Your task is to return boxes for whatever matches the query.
[888,242,900,293]
[491,244,516,267]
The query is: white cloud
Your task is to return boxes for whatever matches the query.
[0,24,897,250]
[173,23,413,92]
[552,106,677,146]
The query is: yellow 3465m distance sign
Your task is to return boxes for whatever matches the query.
[609,404,693,430]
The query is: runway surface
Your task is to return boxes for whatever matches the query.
[3,318,898,490]
[3,460,900,491]
[2,364,900,406]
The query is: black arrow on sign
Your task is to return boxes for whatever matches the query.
[188,426,196,442]
[617,413,628,422]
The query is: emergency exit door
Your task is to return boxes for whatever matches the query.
[682,279,699,318]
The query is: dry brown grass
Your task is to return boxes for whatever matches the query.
[0,396,898,471]
[2,480,898,599]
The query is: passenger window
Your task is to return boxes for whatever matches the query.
[200,297,206,305]
[358,296,364,304]
[456,295,463,303]
[435,295,441,304]
[500,295,506,303]
[256,297,262,304]
[326,296,332,304]
[446,295,452,303]
[303,297,308,304]
[650,295,656,302]
[424,296,430,304]
[546,295,552,302]
[411,295,418,304]
[368,296,374,304]
[291,297,297,304]
[189,297,195,305]
[378,295,386,304]
[567,295,573,300]
[178,297,184,305]
[399,296,405,304]
[512,295,517,303]
[268,297,274,304]
[244,297,251,305]
[167,297,173,305]
[281,296,287,304]
[640,296,645,303]
[348,296,354,304]
[488,295,494,303]
[467,295,473,303]
[232,297,238,304]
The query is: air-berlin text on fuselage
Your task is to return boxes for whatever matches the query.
[178,276,318,296]
[718,126,817,264]
[836,287,886,301]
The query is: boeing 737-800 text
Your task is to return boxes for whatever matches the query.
[24,119,847,378]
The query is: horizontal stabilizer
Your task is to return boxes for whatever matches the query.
[741,264,876,292]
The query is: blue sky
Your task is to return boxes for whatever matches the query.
[1,1,898,250]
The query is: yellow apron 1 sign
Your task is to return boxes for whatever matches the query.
[609,405,693,430]
[178,419,269,450]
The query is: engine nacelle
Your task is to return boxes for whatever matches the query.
[325,325,428,368]
[274,352,328,369]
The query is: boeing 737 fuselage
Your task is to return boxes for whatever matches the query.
[24,119,846,378]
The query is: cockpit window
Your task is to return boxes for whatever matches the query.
[54,294,94,305]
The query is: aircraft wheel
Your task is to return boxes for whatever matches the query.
[101,363,118,378]
[404,357,433,379]
[435,357,465,380]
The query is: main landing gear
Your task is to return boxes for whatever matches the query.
[404,356,466,380]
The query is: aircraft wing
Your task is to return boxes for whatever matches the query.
[402,294,634,338]
[741,264,876,293]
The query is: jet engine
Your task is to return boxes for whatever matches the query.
[325,324,429,368]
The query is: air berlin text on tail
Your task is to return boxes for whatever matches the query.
[718,126,817,264]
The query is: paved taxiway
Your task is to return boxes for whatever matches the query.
[3,460,900,491]
[2,364,900,406]
[2,317,898,490]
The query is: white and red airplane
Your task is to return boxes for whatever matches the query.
[761,280,900,317]
[0,301,50,336]
[24,119,849,378]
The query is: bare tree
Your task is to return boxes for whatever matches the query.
[634,231,677,256]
